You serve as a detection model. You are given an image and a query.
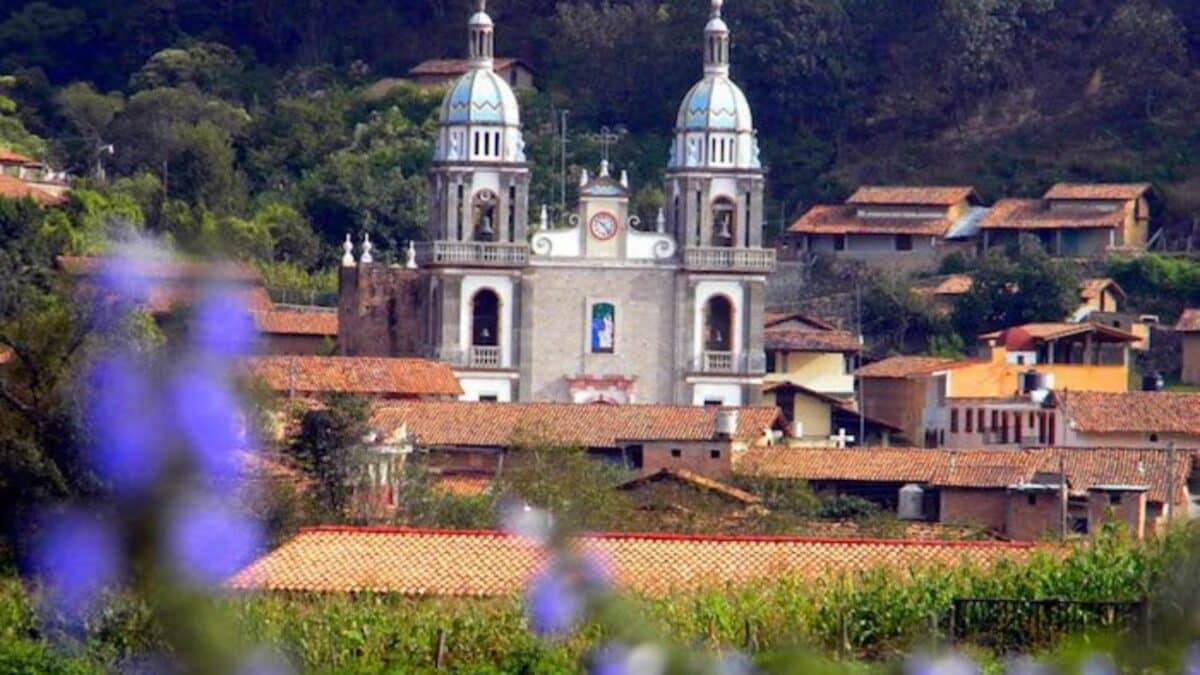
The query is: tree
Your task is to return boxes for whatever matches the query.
[289,394,370,522]
[0,74,46,157]
[952,236,1080,341]
[54,82,124,177]
[128,42,245,100]
[1096,0,1190,119]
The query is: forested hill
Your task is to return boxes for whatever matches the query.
[1,0,1198,268]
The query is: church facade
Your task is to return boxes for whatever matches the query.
[339,0,775,406]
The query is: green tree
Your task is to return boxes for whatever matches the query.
[289,394,370,523]
[54,82,123,177]
[128,42,245,100]
[0,75,45,157]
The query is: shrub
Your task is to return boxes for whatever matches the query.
[817,495,880,520]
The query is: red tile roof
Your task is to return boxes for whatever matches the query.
[619,468,762,505]
[736,447,1188,503]
[227,526,1040,596]
[764,327,860,353]
[788,205,951,236]
[1176,309,1200,333]
[431,473,492,498]
[244,356,463,398]
[1079,278,1125,302]
[369,401,784,449]
[1043,183,1151,201]
[855,356,966,378]
[409,58,527,76]
[1057,391,1200,436]
[979,322,1140,345]
[847,186,976,207]
[0,175,64,205]
[980,199,1125,230]
[253,309,338,337]
[0,149,35,165]
[764,312,838,330]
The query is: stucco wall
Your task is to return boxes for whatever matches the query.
[642,440,735,480]
[774,351,854,395]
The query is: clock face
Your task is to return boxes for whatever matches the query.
[589,212,619,241]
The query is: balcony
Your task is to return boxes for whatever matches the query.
[682,246,776,273]
[694,351,767,376]
[415,241,529,268]
[468,346,502,369]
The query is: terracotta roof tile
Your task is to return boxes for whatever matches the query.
[1079,278,1124,302]
[227,527,1040,596]
[244,356,463,398]
[735,447,1188,503]
[253,309,338,337]
[787,204,951,236]
[979,322,1139,344]
[980,199,1125,230]
[431,474,492,498]
[847,186,976,207]
[1057,391,1200,436]
[764,327,860,353]
[854,356,965,378]
[764,312,838,330]
[409,58,523,76]
[0,175,64,205]
[619,468,762,505]
[1043,183,1151,201]
[0,149,36,164]
[1175,309,1200,332]
[369,401,784,448]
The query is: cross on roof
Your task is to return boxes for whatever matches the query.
[829,427,856,449]
[594,126,623,163]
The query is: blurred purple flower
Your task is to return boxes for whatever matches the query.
[589,643,630,675]
[1079,654,1116,675]
[236,648,295,675]
[526,563,582,638]
[1005,657,1049,675]
[1185,645,1200,675]
[169,364,244,485]
[97,255,155,303]
[164,498,261,587]
[715,651,755,675]
[192,290,256,357]
[905,653,980,675]
[31,511,122,619]
[578,549,614,594]
[119,652,181,675]
[87,354,165,496]
[501,501,554,545]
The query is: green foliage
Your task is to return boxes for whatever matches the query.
[1108,254,1200,321]
[289,394,371,522]
[256,261,336,305]
[861,274,955,358]
[816,495,880,521]
[938,252,968,275]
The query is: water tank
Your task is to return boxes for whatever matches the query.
[898,483,926,521]
[790,421,805,439]
[1142,372,1164,392]
[715,409,738,439]
[1018,370,1043,395]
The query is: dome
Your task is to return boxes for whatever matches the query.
[676,76,753,133]
[440,68,521,127]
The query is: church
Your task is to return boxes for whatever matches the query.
[338,0,775,406]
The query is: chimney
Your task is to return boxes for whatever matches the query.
[715,409,738,440]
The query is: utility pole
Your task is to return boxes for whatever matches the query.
[1059,450,1068,540]
[1167,441,1177,524]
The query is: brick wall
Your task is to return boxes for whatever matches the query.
[861,377,925,445]
[1087,490,1147,540]
[1183,334,1200,385]
[642,440,735,481]
[1004,490,1064,541]
[338,264,424,357]
[940,488,1007,532]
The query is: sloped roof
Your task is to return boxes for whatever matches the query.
[1043,183,1151,201]
[764,327,860,353]
[619,468,762,505]
[369,401,784,449]
[0,149,35,165]
[1057,391,1200,436]
[409,58,528,76]
[979,322,1140,345]
[1079,278,1125,302]
[226,526,1039,596]
[980,199,1125,230]
[1175,309,1200,332]
[764,312,837,330]
[855,356,965,378]
[431,473,492,498]
[847,186,976,207]
[788,205,951,236]
[253,309,338,337]
[244,356,462,398]
[0,175,64,205]
[735,447,1187,503]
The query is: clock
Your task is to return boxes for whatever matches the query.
[588,212,619,241]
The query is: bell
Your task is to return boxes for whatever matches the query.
[717,216,732,241]
[478,215,495,239]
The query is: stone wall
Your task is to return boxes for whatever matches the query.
[338,264,424,357]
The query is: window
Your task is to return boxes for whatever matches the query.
[950,409,959,433]
[508,185,517,241]
[710,450,721,459]
[765,350,777,373]
[833,234,846,251]
[456,184,465,239]
[670,448,682,458]
[704,296,734,352]
[1026,494,1037,506]
[703,399,723,407]
[1110,493,1123,505]
[965,410,973,433]
[472,190,498,241]
[896,234,913,251]
[1150,433,1160,443]
[479,395,499,402]
[471,289,500,347]
[590,302,616,354]
[712,197,736,247]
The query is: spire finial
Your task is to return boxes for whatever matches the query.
[478,0,487,10]
[342,233,356,267]
[712,0,723,18]
[361,233,374,264]
[405,241,418,269]
[704,0,730,76]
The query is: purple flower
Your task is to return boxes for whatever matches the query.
[97,253,155,303]
[578,549,614,594]
[525,564,582,638]
[236,648,294,675]
[30,511,122,618]
[169,364,244,485]
[905,653,980,675]
[192,290,256,357]
[716,651,755,675]
[164,497,261,587]
[1079,654,1116,675]
[588,643,630,675]
[87,355,165,496]
[1185,645,1200,675]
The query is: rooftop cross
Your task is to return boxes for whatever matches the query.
[829,427,856,449]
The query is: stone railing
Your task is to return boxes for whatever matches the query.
[695,351,767,375]
[682,246,776,273]
[468,346,502,369]
[415,241,529,268]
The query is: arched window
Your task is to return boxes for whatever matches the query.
[471,289,500,347]
[704,296,733,352]
[712,197,736,247]
[472,190,497,241]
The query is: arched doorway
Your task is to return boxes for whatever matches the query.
[470,289,500,367]
[703,295,734,372]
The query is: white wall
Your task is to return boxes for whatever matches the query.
[692,382,744,406]
[459,275,515,367]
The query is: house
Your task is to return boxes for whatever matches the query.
[735,447,1193,541]
[762,381,899,447]
[252,307,338,355]
[763,312,859,397]
[362,401,785,492]
[618,468,765,531]
[407,57,535,90]
[980,183,1152,257]
[0,174,64,206]
[855,356,959,446]
[781,186,984,271]
[1177,309,1200,385]
[243,356,463,401]
[0,149,69,202]
[965,322,1137,395]
[227,526,1039,596]
[914,274,974,315]
[1054,391,1200,449]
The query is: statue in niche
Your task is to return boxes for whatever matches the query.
[591,303,615,354]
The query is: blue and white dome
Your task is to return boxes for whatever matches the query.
[676,76,753,133]
[441,69,521,126]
